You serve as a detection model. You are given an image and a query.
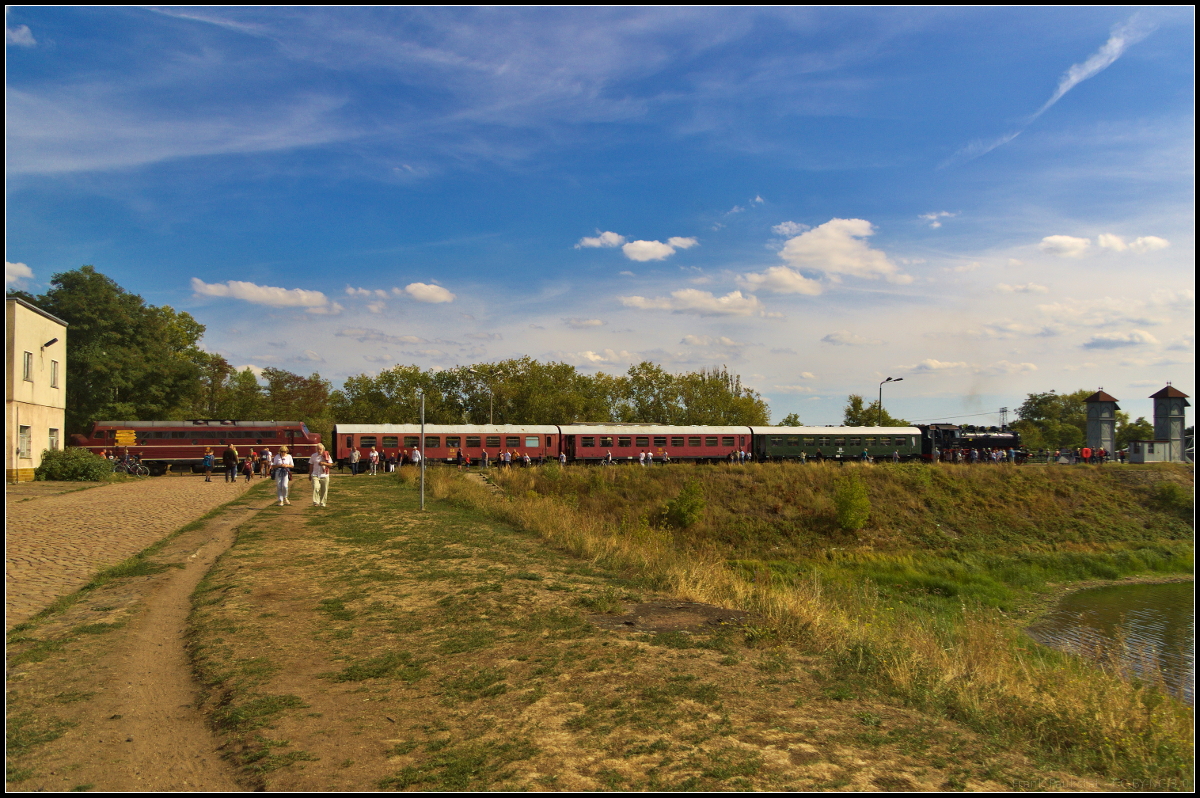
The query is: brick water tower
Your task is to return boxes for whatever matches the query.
[1149,385,1189,462]
[1083,390,1119,454]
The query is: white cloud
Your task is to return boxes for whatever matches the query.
[980,360,1038,375]
[681,334,746,348]
[335,328,428,345]
[190,278,338,313]
[1034,16,1153,120]
[772,384,815,393]
[346,285,388,298]
[622,240,677,261]
[561,348,640,366]
[564,318,604,329]
[1038,235,1091,257]
[365,301,387,314]
[919,211,956,228]
[5,18,35,47]
[771,221,808,237]
[402,282,456,303]
[463,332,502,340]
[902,359,970,372]
[1037,297,1167,328]
[1098,234,1170,253]
[298,349,325,362]
[5,261,33,288]
[620,289,764,316]
[820,330,883,346]
[619,270,635,277]
[779,218,912,284]
[575,231,626,249]
[1130,236,1171,253]
[738,265,823,296]
[667,236,698,250]
[1150,289,1194,309]
[1082,330,1160,350]
[994,283,1049,294]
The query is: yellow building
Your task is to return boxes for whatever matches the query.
[6,297,68,482]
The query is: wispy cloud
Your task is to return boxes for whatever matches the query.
[620,289,763,316]
[191,278,343,314]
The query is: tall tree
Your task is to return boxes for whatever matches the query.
[843,394,909,427]
[28,265,207,434]
[1011,389,1092,449]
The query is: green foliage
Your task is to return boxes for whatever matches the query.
[834,473,871,531]
[25,266,208,434]
[330,358,770,426]
[844,394,909,427]
[1012,389,1092,450]
[34,448,112,481]
[778,412,802,426]
[661,479,706,529]
[1117,416,1155,449]
[1153,481,1194,520]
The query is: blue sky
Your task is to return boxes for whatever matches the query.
[6,7,1194,425]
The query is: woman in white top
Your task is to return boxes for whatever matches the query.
[274,446,295,505]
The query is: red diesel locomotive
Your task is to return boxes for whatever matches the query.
[71,420,322,475]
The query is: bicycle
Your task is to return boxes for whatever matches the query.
[114,461,150,476]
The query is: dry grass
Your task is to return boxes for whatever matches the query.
[449,463,1193,786]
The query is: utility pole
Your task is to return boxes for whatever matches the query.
[999,407,1008,427]
[418,390,425,511]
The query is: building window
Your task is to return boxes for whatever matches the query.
[23,351,33,381]
[51,360,59,388]
[49,428,60,450]
[18,426,32,458]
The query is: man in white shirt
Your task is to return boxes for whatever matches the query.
[349,447,361,476]
[309,443,334,507]
[273,446,294,506]
[410,448,422,467]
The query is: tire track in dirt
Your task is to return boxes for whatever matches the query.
[6,487,280,792]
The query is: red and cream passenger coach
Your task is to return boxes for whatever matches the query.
[333,424,560,465]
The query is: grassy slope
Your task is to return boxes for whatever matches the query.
[480,462,1193,786]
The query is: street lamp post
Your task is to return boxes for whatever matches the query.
[879,377,903,426]
[417,390,426,511]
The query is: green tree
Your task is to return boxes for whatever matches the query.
[778,412,802,427]
[1011,389,1092,450]
[27,266,207,434]
[1116,416,1154,449]
[843,394,909,427]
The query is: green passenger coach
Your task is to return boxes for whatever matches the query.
[749,426,923,462]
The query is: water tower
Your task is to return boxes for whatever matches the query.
[1150,384,1190,463]
[1083,390,1119,453]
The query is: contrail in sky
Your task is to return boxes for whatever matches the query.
[942,15,1154,168]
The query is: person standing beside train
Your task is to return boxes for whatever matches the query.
[273,446,294,506]
[369,446,380,476]
[349,447,361,476]
[223,443,240,483]
[259,448,272,478]
[202,447,215,482]
[309,444,333,507]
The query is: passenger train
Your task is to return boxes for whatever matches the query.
[70,418,1022,474]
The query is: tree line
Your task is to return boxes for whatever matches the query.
[14,266,1167,449]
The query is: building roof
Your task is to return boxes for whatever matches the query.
[1149,385,1190,399]
[7,296,69,328]
[1084,390,1120,403]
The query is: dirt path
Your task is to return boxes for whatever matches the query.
[6,483,277,791]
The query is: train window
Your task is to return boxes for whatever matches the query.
[425,437,441,448]
[172,431,186,438]
[849,438,861,446]
[654,436,667,447]
[525,436,539,448]
[600,436,613,447]
[770,437,782,446]
[383,436,399,448]
[360,436,377,447]
[582,437,595,447]
[504,436,518,447]
[834,438,845,446]
[635,437,649,447]
[688,436,701,446]
[446,437,461,448]
[109,430,117,438]
[152,431,164,438]
[864,437,875,446]
[618,437,631,447]
[803,437,815,445]
[404,436,420,448]
[486,436,501,447]
[671,436,684,447]
[546,436,554,447]
[722,436,734,446]
[94,431,105,439]
[818,437,830,446]
[786,437,799,446]
[465,436,480,447]
[705,437,718,446]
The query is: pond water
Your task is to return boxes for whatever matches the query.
[1026,580,1194,705]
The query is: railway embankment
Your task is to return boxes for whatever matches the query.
[467,462,1193,788]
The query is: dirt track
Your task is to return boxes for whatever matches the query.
[6,481,278,791]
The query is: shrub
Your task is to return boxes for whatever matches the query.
[834,473,870,531]
[661,479,705,529]
[34,448,111,482]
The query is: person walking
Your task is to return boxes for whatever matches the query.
[259,448,272,478]
[369,446,380,476]
[410,447,422,469]
[202,447,215,482]
[223,443,239,483]
[309,443,333,506]
[274,446,294,505]
[349,447,361,476]
[243,454,255,482]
